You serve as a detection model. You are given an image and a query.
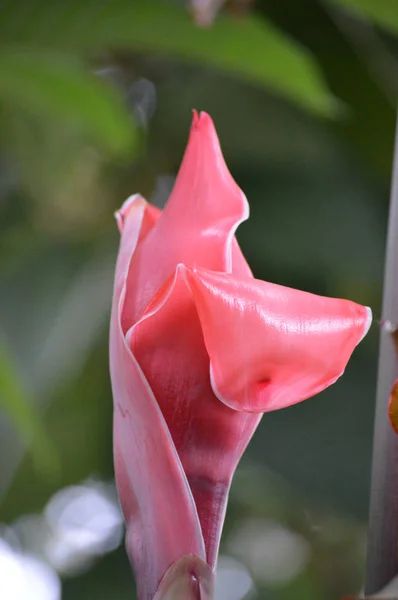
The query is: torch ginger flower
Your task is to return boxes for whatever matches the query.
[109,111,372,600]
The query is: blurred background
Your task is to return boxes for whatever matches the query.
[0,0,396,598]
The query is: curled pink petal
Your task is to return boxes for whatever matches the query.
[116,193,161,236]
[128,256,371,563]
[183,266,372,412]
[129,272,260,568]
[121,111,250,331]
[110,196,205,600]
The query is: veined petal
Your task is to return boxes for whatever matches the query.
[129,270,260,569]
[121,111,250,329]
[110,197,205,600]
[183,267,372,413]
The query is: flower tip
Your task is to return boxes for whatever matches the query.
[359,306,373,343]
[115,194,145,234]
[188,111,222,160]
[198,111,215,131]
[191,109,200,127]
[190,109,215,132]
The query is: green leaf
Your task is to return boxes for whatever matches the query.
[124,4,338,117]
[0,0,337,116]
[0,338,58,477]
[0,50,136,156]
[328,0,398,34]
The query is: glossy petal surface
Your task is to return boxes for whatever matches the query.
[184,266,372,412]
[121,111,250,331]
[128,257,371,562]
[129,272,260,568]
[110,196,205,600]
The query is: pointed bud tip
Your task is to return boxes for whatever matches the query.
[191,109,215,133]
[188,110,224,163]
[191,109,199,126]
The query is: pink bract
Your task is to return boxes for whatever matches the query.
[109,111,372,600]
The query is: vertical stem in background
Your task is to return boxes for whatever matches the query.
[365,114,398,596]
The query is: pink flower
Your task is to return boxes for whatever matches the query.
[109,111,372,600]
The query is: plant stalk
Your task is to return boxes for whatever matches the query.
[365,114,398,596]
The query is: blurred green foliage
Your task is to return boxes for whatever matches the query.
[330,0,398,32]
[0,0,397,599]
[0,339,58,476]
[0,0,336,114]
